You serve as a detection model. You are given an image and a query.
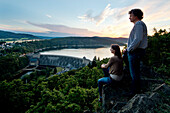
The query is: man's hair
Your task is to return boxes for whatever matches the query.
[129,9,143,20]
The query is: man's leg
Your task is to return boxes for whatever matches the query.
[127,49,145,94]
[135,49,145,92]
[128,52,140,94]
[123,49,129,70]
[135,56,141,93]
[123,50,130,77]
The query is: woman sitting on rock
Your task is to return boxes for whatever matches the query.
[98,44,123,102]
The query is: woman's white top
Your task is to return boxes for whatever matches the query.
[110,74,123,81]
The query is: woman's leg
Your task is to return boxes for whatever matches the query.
[102,68,110,77]
[98,77,112,99]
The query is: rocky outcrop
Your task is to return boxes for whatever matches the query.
[101,79,131,112]
[101,82,169,113]
[118,83,169,113]
[117,93,160,113]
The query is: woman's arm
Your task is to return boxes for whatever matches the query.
[101,57,114,68]
[101,64,106,68]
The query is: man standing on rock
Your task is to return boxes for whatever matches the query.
[125,9,148,96]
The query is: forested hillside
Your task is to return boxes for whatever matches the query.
[1,36,126,55]
[22,37,125,50]
[0,29,169,113]
[0,59,108,113]
[0,30,39,40]
[0,30,127,44]
[143,29,170,76]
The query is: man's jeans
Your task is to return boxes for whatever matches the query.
[127,49,145,93]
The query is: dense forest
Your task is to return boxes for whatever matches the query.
[0,30,39,40]
[0,29,169,113]
[21,37,125,52]
[0,37,126,55]
[143,28,170,77]
[0,54,29,81]
[0,33,126,82]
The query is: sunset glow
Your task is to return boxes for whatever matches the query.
[0,0,170,37]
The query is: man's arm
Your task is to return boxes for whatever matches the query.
[127,24,143,52]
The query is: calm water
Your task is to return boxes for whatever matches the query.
[40,46,125,61]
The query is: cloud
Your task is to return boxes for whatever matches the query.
[101,21,132,37]
[78,4,115,25]
[0,24,11,28]
[143,0,170,22]
[131,0,170,35]
[0,24,25,31]
[100,0,170,37]
[46,14,52,18]
[26,21,101,36]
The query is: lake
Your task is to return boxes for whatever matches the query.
[40,46,125,61]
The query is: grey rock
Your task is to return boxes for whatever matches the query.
[100,81,169,113]
[117,94,156,113]
[153,83,170,95]
[109,102,126,113]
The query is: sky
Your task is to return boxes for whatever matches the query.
[0,0,170,38]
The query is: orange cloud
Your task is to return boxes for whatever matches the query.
[99,0,170,37]
[27,21,101,36]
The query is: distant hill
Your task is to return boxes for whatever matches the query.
[111,38,128,44]
[12,30,78,38]
[0,30,39,40]
[18,36,126,53]
[94,37,128,44]
[36,36,128,44]
[44,36,126,47]
[37,36,63,39]
[0,30,127,45]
